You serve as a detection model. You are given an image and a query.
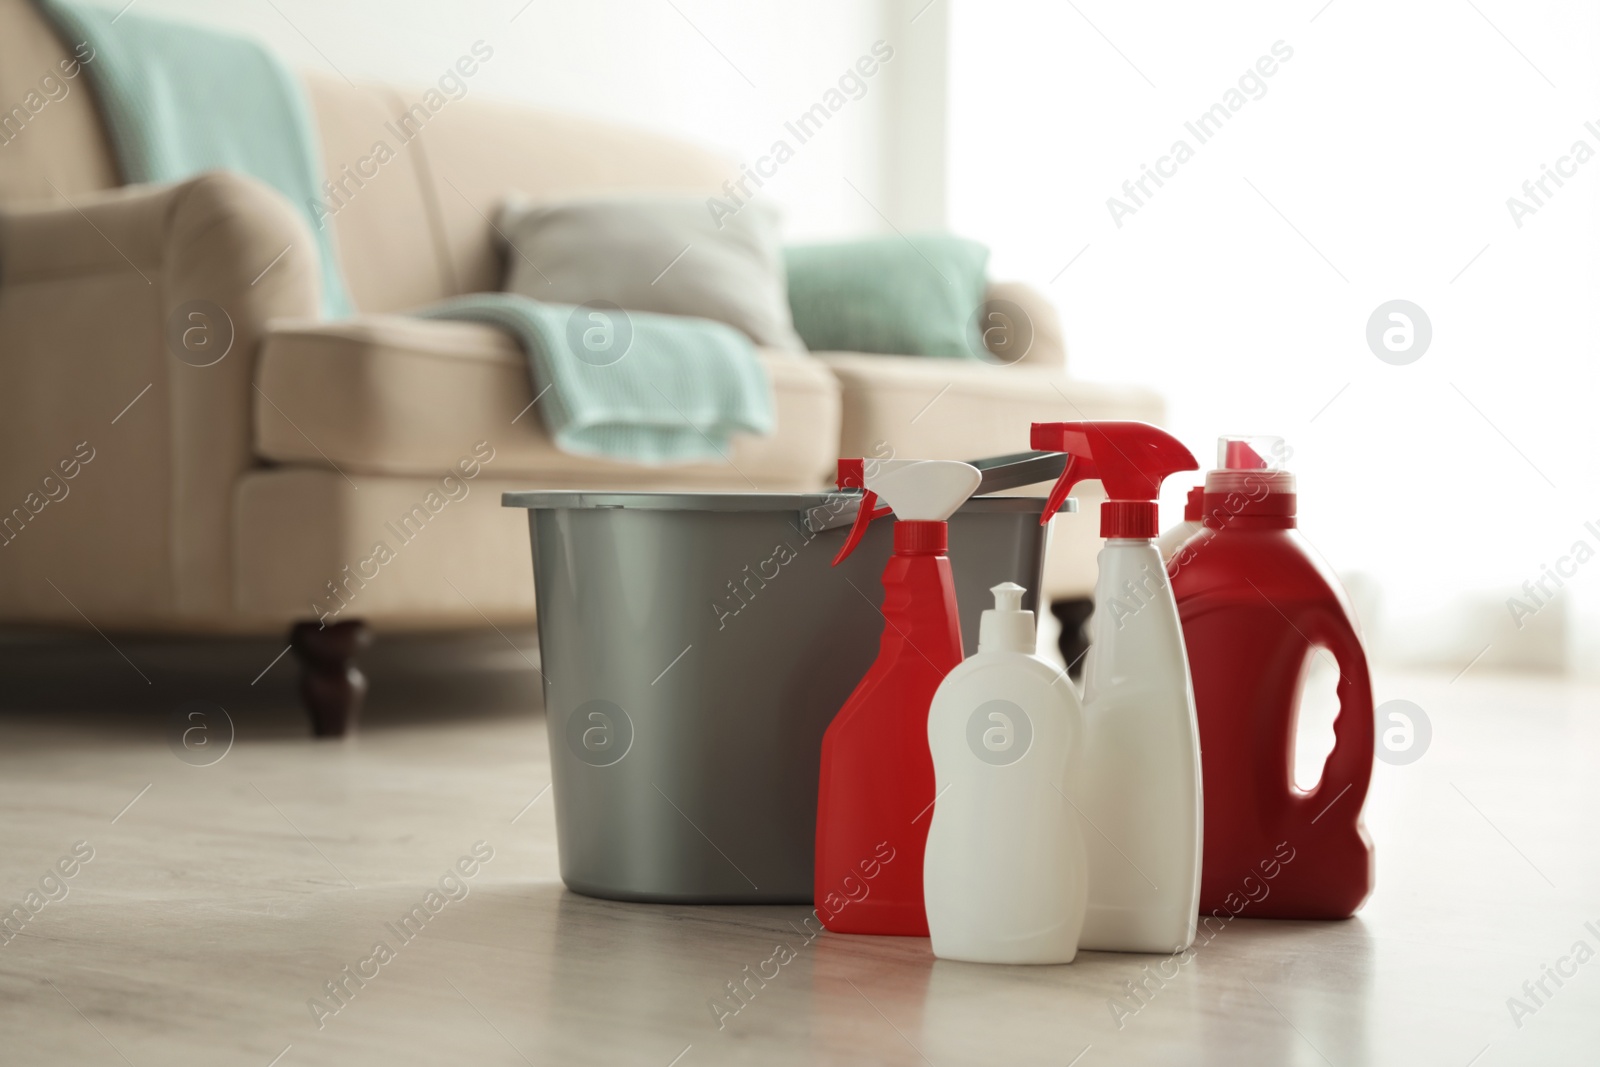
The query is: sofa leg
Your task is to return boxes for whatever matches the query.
[1051,598,1095,680]
[289,620,372,737]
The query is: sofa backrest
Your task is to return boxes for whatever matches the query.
[300,75,451,313]
[301,70,733,312]
[0,1,732,313]
[386,83,733,300]
[0,0,120,202]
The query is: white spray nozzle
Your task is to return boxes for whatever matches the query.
[866,460,982,523]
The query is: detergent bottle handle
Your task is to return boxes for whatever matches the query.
[1300,605,1375,818]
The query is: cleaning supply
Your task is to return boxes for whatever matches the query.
[504,476,1054,905]
[1032,420,1202,954]
[923,582,1087,964]
[1169,436,1375,919]
[1156,486,1205,562]
[815,459,981,935]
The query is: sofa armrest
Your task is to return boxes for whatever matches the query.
[983,280,1066,371]
[0,171,322,627]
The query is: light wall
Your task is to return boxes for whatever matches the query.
[114,0,948,241]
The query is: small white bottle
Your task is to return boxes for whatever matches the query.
[923,582,1087,964]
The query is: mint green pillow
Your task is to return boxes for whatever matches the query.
[784,234,991,358]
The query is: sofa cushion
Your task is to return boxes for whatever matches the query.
[786,234,991,358]
[254,315,840,491]
[498,194,805,353]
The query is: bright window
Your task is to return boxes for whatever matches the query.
[949,0,1600,672]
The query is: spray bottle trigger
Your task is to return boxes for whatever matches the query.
[1039,454,1094,526]
[832,491,892,566]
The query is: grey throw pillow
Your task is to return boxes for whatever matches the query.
[496,194,806,353]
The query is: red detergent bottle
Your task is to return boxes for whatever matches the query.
[815,458,981,935]
[1168,436,1375,919]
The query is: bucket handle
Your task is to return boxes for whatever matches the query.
[803,451,1069,534]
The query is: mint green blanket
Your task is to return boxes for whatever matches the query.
[39,0,352,317]
[418,295,774,465]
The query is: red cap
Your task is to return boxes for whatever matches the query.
[894,521,946,555]
[1217,435,1289,471]
[1030,421,1198,538]
[1184,485,1204,522]
[1223,438,1268,469]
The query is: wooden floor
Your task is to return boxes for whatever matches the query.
[0,632,1595,1066]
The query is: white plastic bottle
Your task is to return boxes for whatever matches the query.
[923,582,1087,964]
[1030,420,1203,954]
[1076,538,1201,952]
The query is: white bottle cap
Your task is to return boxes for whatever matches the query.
[978,582,1035,653]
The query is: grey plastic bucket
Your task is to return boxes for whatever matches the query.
[504,480,1066,903]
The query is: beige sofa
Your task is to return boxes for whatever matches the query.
[0,1,1162,732]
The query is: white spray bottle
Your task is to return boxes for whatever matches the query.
[1032,421,1202,954]
[923,582,1088,964]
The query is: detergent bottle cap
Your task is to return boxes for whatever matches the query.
[832,459,982,565]
[1204,435,1297,526]
[1218,435,1286,470]
[978,581,1035,653]
[1029,421,1198,538]
[1184,486,1205,522]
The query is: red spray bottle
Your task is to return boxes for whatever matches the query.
[1168,436,1375,919]
[814,458,982,935]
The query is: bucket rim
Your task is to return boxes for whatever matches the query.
[501,490,1074,514]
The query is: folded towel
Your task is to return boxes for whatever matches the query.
[417,294,774,466]
[39,0,353,317]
